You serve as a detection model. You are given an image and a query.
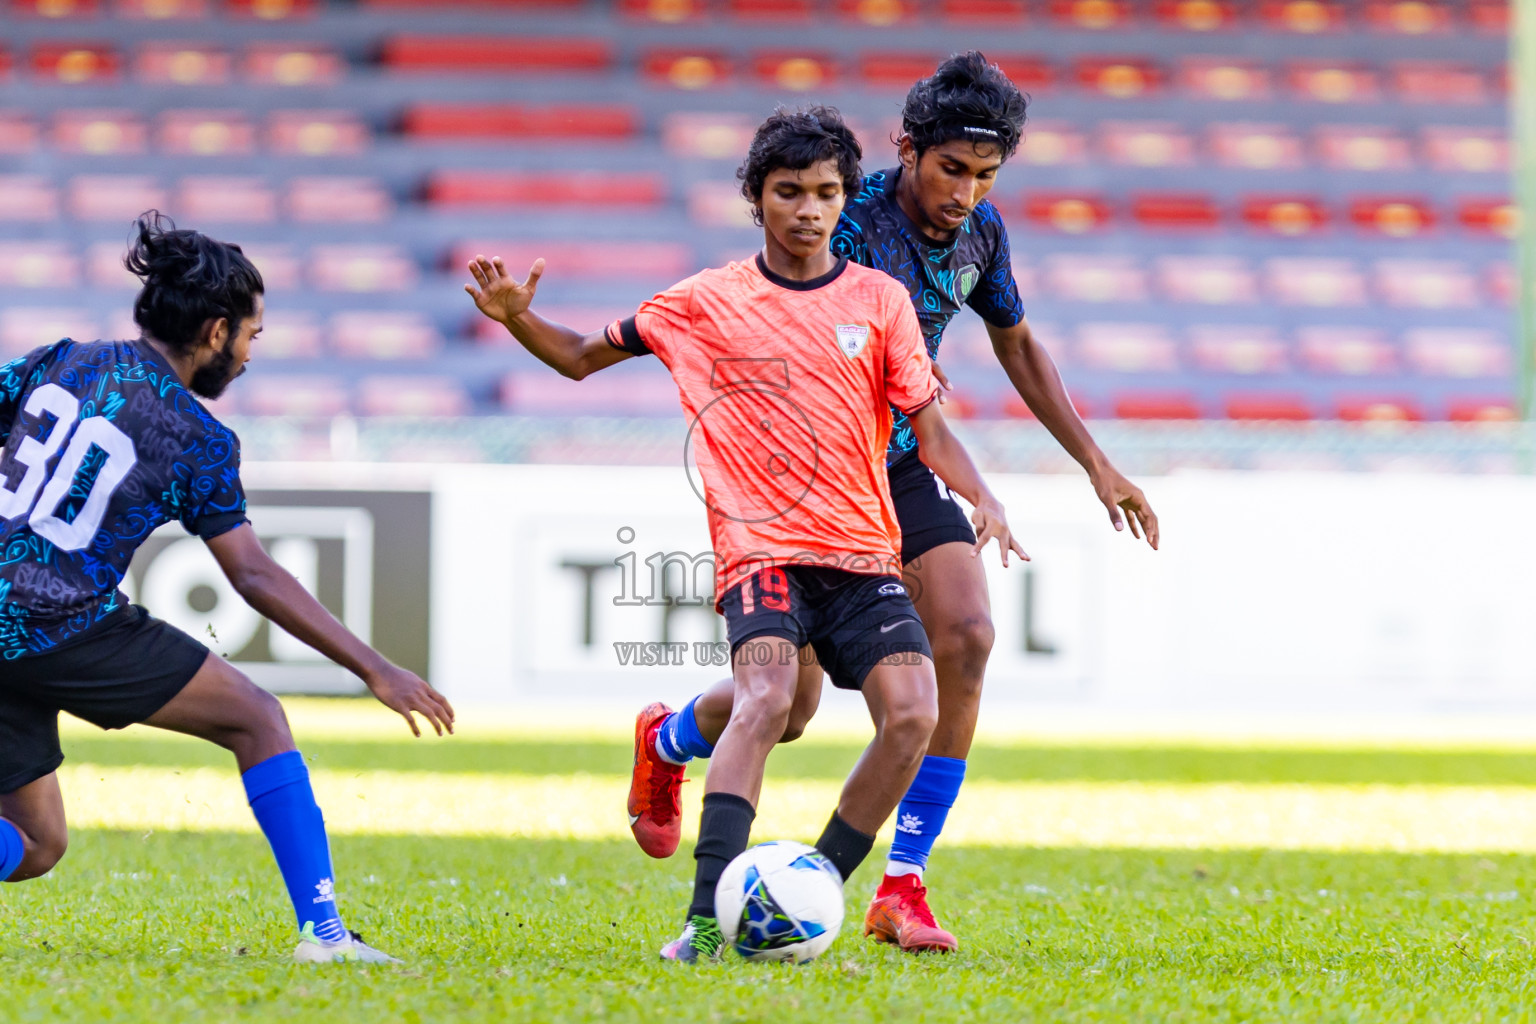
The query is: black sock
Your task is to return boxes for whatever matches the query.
[689,792,756,920]
[815,811,876,883]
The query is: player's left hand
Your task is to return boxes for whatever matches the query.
[971,495,1029,567]
[364,665,457,737]
[1092,465,1160,550]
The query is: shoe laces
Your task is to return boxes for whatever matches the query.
[648,764,687,825]
[688,915,724,957]
[896,883,941,930]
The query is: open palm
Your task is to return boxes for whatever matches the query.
[465,255,543,325]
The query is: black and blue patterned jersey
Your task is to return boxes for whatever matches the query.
[831,167,1025,462]
[0,339,247,660]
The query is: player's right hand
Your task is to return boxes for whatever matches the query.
[971,495,1030,567]
[465,254,542,326]
[364,664,457,738]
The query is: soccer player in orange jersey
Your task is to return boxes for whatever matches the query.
[465,107,1026,962]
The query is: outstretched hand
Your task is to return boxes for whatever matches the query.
[1093,465,1160,550]
[971,496,1030,567]
[365,664,456,738]
[465,255,543,326]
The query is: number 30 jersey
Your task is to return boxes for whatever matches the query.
[0,339,248,659]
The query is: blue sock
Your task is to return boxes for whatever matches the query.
[0,819,24,882]
[888,756,967,873]
[655,697,715,764]
[242,751,347,943]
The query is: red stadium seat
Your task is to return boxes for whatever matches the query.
[1349,197,1436,238]
[426,172,666,208]
[1074,57,1163,98]
[31,44,119,83]
[938,0,1027,20]
[1100,122,1195,167]
[226,0,319,18]
[500,370,680,415]
[1113,393,1201,420]
[1046,254,1145,300]
[752,52,835,91]
[1078,323,1178,372]
[1485,262,1516,306]
[1131,193,1220,230]
[358,377,472,418]
[254,312,323,359]
[1209,123,1303,169]
[87,241,141,289]
[136,45,229,85]
[402,104,638,141]
[1179,59,1273,101]
[1286,63,1379,103]
[1458,198,1517,239]
[1154,0,1238,31]
[1,308,100,359]
[67,174,167,222]
[662,113,758,158]
[642,51,731,90]
[381,36,612,74]
[0,243,79,288]
[1448,398,1516,422]
[1365,1,1452,34]
[366,0,580,6]
[0,114,40,154]
[450,241,695,281]
[53,110,146,154]
[175,176,277,223]
[1422,126,1508,173]
[1188,325,1289,374]
[243,376,351,417]
[1050,0,1131,29]
[1390,62,1489,105]
[1265,258,1367,306]
[728,0,815,19]
[1155,256,1258,304]
[618,0,705,22]
[858,53,951,90]
[331,312,442,360]
[244,44,344,85]
[1470,0,1507,33]
[0,177,59,222]
[158,109,256,156]
[310,246,420,293]
[287,177,393,223]
[1261,0,1346,32]
[1018,123,1089,166]
[239,245,302,290]
[1336,398,1421,422]
[1225,394,1313,421]
[10,0,101,15]
[688,182,755,228]
[115,0,208,16]
[1241,196,1329,235]
[1003,392,1093,420]
[1298,327,1398,376]
[267,110,370,156]
[836,0,919,25]
[1403,328,1509,379]
[1374,259,1479,309]
[1024,192,1111,231]
[1316,125,1411,171]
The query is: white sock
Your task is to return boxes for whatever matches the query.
[885,860,923,880]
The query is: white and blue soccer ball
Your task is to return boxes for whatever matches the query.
[715,841,844,963]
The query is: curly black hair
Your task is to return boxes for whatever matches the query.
[125,211,263,354]
[736,106,862,226]
[902,51,1029,160]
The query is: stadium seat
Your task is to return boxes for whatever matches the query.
[53,110,147,154]
[1261,0,1346,33]
[1155,0,1238,31]
[1349,197,1436,237]
[1390,62,1488,104]
[937,0,1027,20]
[67,174,167,221]
[31,44,120,84]
[1265,257,1367,306]
[0,177,58,222]
[642,50,731,90]
[255,312,324,359]
[287,177,393,223]
[1051,0,1132,29]
[859,53,954,90]
[158,110,256,156]
[618,0,705,21]
[243,44,344,86]
[267,111,370,156]
[330,312,442,359]
[753,52,835,91]
[242,375,351,417]
[1365,0,1453,34]
[1112,392,1201,419]
[365,0,580,6]
[136,44,230,85]
[116,0,208,16]
[0,243,78,289]
[1188,325,1289,374]
[402,104,639,141]
[380,36,612,74]
[1297,326,1398,375]
[836,0,919,25]
[1469,0,1507,33]
[500,370,680,415]
[310,246,419,292]
[86,241,140,290]
[1018,122,1089,166]
[1045,254,1146,300]
[425,172,666,208]
[1487,262,1517,306]
[1335,397,1422,422]
[728,0,815,19]
[1100,122,1195,167]
[175,176,277,223]
[1003,391,1093,420]
[1224,394,1314,420]
[1179,58,1273,101]
[0,113,37,154]
[688,181,755,228]
[1373,259,1478,308]
[1447,398,1517,422]
[1403,328,1509,378]
[10,0,101,14]
[1077,323,1178,372]
[240,245,302,290]
[1242,195,1328,235]
[1287,62,1379,103]
[450,241,695,280]
[1422,126,1507,173]
[1209,123,1304,169]
[662,113,758,158]
[1131,193,1221,230]
[1025,193,1112,232]
[1075,57,1163,98]
[357,376,472,417]
[1458,198,1516,239]
[1316,125,1411,171]
[0,308,100,359]
[226,0,319,18]
[1155,256,1258,304]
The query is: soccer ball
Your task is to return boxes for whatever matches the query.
[715,841,844,963]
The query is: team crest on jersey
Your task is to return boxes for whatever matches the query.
[834,323,870,358]
[954,264,980,303]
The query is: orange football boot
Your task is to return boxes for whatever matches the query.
[864,874,958,953]
[627,701,686,858]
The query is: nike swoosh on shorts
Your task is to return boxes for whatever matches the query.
[880,619,916,633]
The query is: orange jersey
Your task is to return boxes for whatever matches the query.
[605,254,937,605]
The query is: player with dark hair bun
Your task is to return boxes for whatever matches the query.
[0,213,453,964]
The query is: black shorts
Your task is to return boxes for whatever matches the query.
[0,605,209,794]
[889,452,976,565]
[720,565,932,691]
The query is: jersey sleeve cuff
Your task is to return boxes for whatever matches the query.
[606,317,651,355]
[900,389,940,418]
[190,512,249,542]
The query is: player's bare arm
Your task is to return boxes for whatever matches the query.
[206,524,454,737]
[909,402,1028,566]
[987,316,1160,549]
[464,254,631,380]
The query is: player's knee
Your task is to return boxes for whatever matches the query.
[931,614,994,685]
[880,688,939,756]
[12,830,67,882]
[732,685,795,742]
